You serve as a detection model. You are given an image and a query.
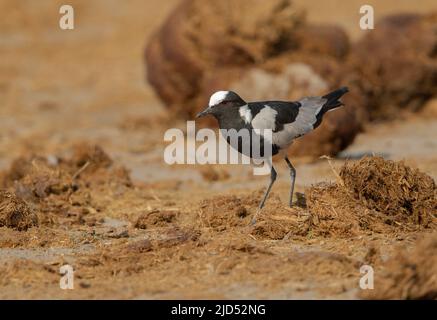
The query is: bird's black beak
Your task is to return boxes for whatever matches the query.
[196,107,211,118]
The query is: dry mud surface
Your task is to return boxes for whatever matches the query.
[0,0,436,299]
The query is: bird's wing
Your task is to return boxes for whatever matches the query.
[250,98,327,149]
[248,101,300,132]
[284,96,327,137]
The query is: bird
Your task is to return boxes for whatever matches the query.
[196,87,349,222]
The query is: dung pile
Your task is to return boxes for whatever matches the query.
[361,233,437,299]
[145,0,363,157]
[69,143,113,173]
[349,13,437,120]
[196,157,435,238]
[305,183,370,237]
[0,190,38,231]
[1,144,131,192]
[197,191,308,240]
[135,209,177,229]
[199,165,230,182]
[197,194,252,231]
[306,157,437,237]
[0,143,133,227]
[340,157,436,226]
[4,156,74,201]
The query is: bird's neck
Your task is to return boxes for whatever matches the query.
[214,105,246,130]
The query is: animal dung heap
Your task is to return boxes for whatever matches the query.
[145,0,363,157]
[306,157,437,236]
[0,190,38,231]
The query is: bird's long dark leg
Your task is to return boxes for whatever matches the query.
[250,165,277,225]
[284,157,296,207]
[259,165,277,209]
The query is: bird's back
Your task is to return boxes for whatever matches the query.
[246,89,347,150]
[246,101,301,133]
[217,87,348,156]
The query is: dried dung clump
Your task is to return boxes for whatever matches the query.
[9,157,74,201]
[198,195,250,231]
[127,239,153,253]
[361,233,437,299]
[135,210,177,229]
[153,226,201,249]
[0,143,133,226]
[197,157,435,238]
[349,13,437,120]
[250,208,307,240]
[306,157,437,237]
[199,165,230,182]
[340,157,436,226]
[1,143,123,194]
[0,190,38,231]
[69,143,113,172]
[197,192,307,239]
[66,143,132,186]
[305,183,372,237]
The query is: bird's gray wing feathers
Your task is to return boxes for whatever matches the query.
[249,97,327,149]
[250,105,279,131]
[269,97,327,149]
[285,96,327,136]
[249,101,300,131]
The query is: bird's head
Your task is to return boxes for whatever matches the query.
[196,91,246,118]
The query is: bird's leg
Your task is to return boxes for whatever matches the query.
[259,166,277,209]
[250,166,277,225]
[284,157,296,207]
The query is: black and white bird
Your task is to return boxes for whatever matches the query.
[196,87,349,217]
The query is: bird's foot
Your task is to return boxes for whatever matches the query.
[249,207,262,226]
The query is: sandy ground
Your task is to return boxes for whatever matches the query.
[0,0,436,299]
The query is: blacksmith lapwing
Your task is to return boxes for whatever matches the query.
[196,87,349,219]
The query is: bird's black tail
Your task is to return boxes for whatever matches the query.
[322,86,349,111]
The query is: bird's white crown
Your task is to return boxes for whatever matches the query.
[208,91,230,107]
